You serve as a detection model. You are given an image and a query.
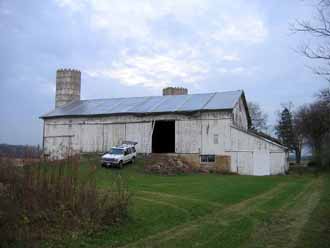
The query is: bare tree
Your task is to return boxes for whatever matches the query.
[295,100,330,166]
[247,102,269,132]
[292,0,330,80]
[318,87,330,104]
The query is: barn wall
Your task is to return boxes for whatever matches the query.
[79,124,104,152]
[125,122,153,153]
[43,111,232,159]
[232,97,248,130]
[42,110,287,176]
[225,127,288,175]
[103,124,126,151]
[227,152,254,175]
[270,152,288,175]
[175,120,201,153]
[43,136,73,159]
[200,118,232,154]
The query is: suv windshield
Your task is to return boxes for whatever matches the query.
[110,148,124,155]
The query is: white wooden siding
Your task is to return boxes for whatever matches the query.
[125,122,152,153]
[175,120,201,153]
[232,98,248,130]
[226,127,287,175]
[270,152,286,175]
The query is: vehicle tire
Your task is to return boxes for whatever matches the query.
[118,161,123,169]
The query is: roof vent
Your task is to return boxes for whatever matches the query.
[162,87,188,96]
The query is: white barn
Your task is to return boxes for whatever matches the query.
[41,69,288,176]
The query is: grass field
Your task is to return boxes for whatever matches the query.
[47,157,330,248]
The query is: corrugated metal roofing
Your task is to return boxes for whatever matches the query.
[41,90,243,118]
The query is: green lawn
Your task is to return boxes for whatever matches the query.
[48,157,330,248]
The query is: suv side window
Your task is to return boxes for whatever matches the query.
[124,149,129,155]
[132,147,136,153]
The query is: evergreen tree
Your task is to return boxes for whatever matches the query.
[275,107,302,164]
[276,108,294,148]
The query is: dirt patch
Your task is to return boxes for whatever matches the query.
[144,155,200,175]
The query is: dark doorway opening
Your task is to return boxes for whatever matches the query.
[152,120,175,153]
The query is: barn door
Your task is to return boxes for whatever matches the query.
[253,151,270,176]
[270,152,285,175]
[236,152,253,175]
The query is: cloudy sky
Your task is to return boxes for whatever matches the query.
[0,0,327,145]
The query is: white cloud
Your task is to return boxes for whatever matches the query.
[86,51,208,88]
[211,48,241,62]
[55,0,266,43]
[56,0,207,40]
[55,0,86,11]
[210,16,267,44]
[222,54,240,62]
[56,0,266,88]
[217,66,259,76]
[231,67,245,74]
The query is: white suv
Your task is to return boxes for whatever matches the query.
[101,144,137,169]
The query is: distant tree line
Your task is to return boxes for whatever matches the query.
[0,144,42,158]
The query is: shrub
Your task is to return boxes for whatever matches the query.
[308,160,317,167]
[0,157,129,247]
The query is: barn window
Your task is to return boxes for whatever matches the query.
[213,134,219,144]
[200,155,215,163]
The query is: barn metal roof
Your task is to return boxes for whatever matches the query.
[41,90,244,119]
